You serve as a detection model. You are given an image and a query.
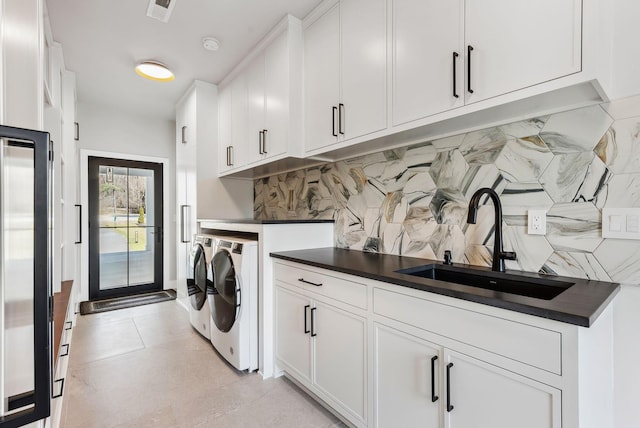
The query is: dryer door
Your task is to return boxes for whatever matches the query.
[209,249,238,333]
[187,243,207,310]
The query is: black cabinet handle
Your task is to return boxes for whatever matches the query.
[52,378,65,399]
[332,106,338,137]
[74,204,82,244]
[452,52,459,99]
[338,103,345,135]
[298,278,323,287]
[65,321,72,331]
[431,356,439,402]
[467,45,474,94]
[310,307,317,337]
[74,122,80,141]
[446,362,454,412]
[60,343,69,357]
[262,129,268,154]
[304,305,310,334]
[258,131,264,154]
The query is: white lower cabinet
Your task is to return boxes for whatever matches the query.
[444,349,560,428]
[274,264,368,427]
[374,325,441,427]
[374,324,560,428]
[274,259,613,428]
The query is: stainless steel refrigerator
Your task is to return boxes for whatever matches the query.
[0,125,51,428]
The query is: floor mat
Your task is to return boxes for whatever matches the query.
[79,289,177,315]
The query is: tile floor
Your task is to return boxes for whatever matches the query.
[61,300,345,428]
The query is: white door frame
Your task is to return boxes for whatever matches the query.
[79,149,170,302]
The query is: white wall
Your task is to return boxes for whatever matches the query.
[77,101,177,289]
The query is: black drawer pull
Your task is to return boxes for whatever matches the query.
[298,278,322,287]
[60,343,70,357]
[65,321,72,330]
[304,305,310,334]
[431,356,439,402]
[52,378,65,399]
[446,362,454,412]
[332,106,338,137]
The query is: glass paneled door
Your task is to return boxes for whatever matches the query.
[88,157,163,300]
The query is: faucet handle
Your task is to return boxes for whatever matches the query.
[501,251,517,261]
[444,250,453,265]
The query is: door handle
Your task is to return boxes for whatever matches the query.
[181,125,187,144]
[467,45,474,94]
[258,131,264,154]
[180,205,190,243]
[304,305,310,334]
[452,52,459,99]
[310,307,317,337]
[431,356,439,402]
[262,129,268,154]
[332,106,338,137]
[74,204,82,244]
[338,103,345,135]
[446,362,454,412]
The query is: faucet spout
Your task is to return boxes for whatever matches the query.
[467,188,516,272]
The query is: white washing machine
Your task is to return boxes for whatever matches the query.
[207,237,258,371]
[187,234,216,339]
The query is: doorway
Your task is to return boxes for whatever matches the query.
[88,156,163,300]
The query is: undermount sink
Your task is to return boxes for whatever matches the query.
[395,264,574,300]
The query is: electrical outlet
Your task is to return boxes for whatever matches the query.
[528,210,547,235]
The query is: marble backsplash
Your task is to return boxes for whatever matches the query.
[254,96,640,284]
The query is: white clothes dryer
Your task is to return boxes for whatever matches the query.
[207,237,258,371]
[187,234,216,339]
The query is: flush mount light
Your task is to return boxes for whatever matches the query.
[202,37,220,52]
[135,61,175,82]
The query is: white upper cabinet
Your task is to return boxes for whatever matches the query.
[304,0,387,154]
[392,0,464,126]
[392,0,582,126]
[464,0,582,104]
[304,4,340,153]
[217,15,303,177]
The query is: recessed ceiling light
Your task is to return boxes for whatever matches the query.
[202,37,220,52]
[135,61,175,82]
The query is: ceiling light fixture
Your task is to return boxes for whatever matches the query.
[202,37,220,52]
[135,61,175,82]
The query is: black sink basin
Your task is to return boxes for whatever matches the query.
[395,264,574,300]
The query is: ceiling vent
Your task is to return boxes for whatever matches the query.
[146,0,176,23]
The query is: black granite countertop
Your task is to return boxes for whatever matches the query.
[270,247,620,327]
[200,219,334,225]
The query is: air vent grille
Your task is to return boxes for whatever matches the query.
[146,0,176,23]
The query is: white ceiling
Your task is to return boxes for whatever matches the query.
[46,0,322,121]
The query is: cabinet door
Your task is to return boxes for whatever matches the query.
[246,52,266,165]
[392,0,464,126]
[465,0,581,103]
[374,324,441,428]
[217,85,233,173]
[264,31,289,160]
[313,300,367,423]
[275,286,313,383]
[304,3,340,153]
[230,73,249,168]
[340,0,387,140]
[445,350,561,428]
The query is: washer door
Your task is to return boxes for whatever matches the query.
[187,243,208,310]
[209,249,238,333]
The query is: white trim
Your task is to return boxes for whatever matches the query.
[79,149,170,302]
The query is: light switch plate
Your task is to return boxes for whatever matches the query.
[603,208,640,239]
[527,210,547,235]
